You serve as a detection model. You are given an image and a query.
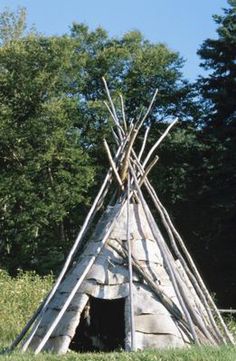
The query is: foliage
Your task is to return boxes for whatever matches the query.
[0,10,199,275]
[0,270,53,344]
[70,23,198,142]
[191,0,236,307]
[0,35,95,273]
[0,6,35,45]
[197,0,236,128]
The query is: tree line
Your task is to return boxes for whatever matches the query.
[0,1,235,307]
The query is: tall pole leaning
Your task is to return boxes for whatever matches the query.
[126,172,136,351]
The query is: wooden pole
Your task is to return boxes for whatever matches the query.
[102,77,125,140]
[131,149,232,344]
[108,241,185,324]
[143,178,225,344]
[131,152,227,344]
[140,171,233,343]
[137,89,158,130]
[129,164,200,345]
[111,127,120,146]
[103,138,124,190]
[120,128,138,183]
[126,172,136,351]
[138,125,150,161]
[102,77,120,125]
[119,94,128,132]
[104,101,124,140]
[139,155,159,186]
[142,118,178,168]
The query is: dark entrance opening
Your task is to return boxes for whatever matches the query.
[70,297,126,352]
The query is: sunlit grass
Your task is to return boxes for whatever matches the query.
[0,347,236,361]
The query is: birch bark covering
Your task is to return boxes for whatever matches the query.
[28,203,195,353]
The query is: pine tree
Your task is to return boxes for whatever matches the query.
[197,0,236,130]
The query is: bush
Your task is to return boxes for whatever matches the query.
[0,270,53,345]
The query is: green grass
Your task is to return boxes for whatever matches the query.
[0,271,236,360]
[0,347,236,361]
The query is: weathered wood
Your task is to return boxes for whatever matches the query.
[219,309,236,314]
[103,138,124,189]
[51,295,89,338]
[108,240,186,326]
[137,89,158,130]
[135,332,185,349]
[133,283,172,315]
[124,296,131,351]
[135,314,182,335]
[126,173,136,351]
[138,126,150,161]
[87,205,122,243]
[86,259,129,285]
[102,77,124,140]
[110,204,155,240]
[175,260,209,321]
[119,94,128,132]
[104,100,123,139]
[129,164,199,344]
[170,262,217,345]
[131,152,229,344]
[111,127,120,145]
[141,184,218,343]
[139,155,159,186]
[142,118,178,168]
[48,292,88,313]
[142,175,230,344]
[160,204,234,343]
[81,281,130,299]
[120,128,138,183]
[132,239,162,263]
[134,154,220,331]
[136,172,223,345]
[30,335,71,355]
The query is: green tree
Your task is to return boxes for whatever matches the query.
[0,7,34,45]
[0,12,199,275]
[197,0,236,129]
[192,0,236,307]
[69,24,199,183]
[0,36,94,274]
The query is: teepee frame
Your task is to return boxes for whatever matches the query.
[7,78,235,354]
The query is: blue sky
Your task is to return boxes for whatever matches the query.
[1,0,228,80]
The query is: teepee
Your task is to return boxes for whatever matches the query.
[9,79,234,354]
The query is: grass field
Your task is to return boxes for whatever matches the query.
[1,347,236,361]
[0,270,236,361]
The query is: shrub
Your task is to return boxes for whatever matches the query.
[0,270,53,345]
